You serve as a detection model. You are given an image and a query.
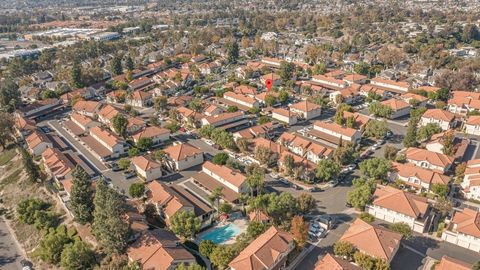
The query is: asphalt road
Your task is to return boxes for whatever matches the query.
[0,218,23,270]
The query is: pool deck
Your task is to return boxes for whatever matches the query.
[197,218,248,245]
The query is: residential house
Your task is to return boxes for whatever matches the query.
[201,111,247,128]
[234,85,257,97]
[400,92,427,107]
[26,130,52,156]
[127,229,196,270]
[312,74,347,89]
[163,143,204,171]
[72,100,101,118]
[97,104,120,126]
[146,181,213,228]
[82,126,127,161]
[448,91,480,115]
[464,115,480,135]
[204,105,223,116]
[366,185,433,233]
[390,162,450,193]
[17,98,63,119]
[340,218,402,262]
[106,90,127,104]
[305,143,333,164]
[233,122,275,141]
[271,108,298,125]
[132,126,170,146]
[441,208,480,252]
[343,74,367,85]
[14,114,36,138]
[223,91,260,110]
[126,90,153,108]
[261,73,282,87]
[64,112,101,136]
[329,85,361,105]
[254,91,279,105]
[425,131,468,161]
[128,77,154,91]
[228,226,295,270]
[434,256,472,270]
[315,253,362,270]
[404,147,454,173]
[261,57,282,68]
[289,100,322,120]
[460,159,480,201]
[381,99,411,119]
[420,109,456,131]
[342,111,370,132]
[126,117,147,135]
[311,121,361,144]
[192,161,248,202]
[370,77,410,94]
[131,155,162,181]
[41,148,75,182]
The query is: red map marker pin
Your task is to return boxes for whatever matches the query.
[265,79,273,91]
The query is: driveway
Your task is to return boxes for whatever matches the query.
[0,217,23,270]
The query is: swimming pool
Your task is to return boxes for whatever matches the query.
[199,223,242,244]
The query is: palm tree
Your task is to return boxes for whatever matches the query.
[208,187,223,219]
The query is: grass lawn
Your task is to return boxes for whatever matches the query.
[0,148,17,166]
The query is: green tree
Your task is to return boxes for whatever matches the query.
[125,55,135,71]
[347,183,374,210]
[264,94,277,107]
[0,78,20,113]
[442,131,455,155]
[154,96,168,112]
[111,55,123,75]
[175,263,205,270]
[279,61,295,82]
[236,138,250,153]
[354,251,376,270]
[334,104,352,125]
[333,141,355,165]
[354,62,371,76]
[403,124,418,148]
[255,146,272,165]
[137,137,153,151]
[384,145,399,160]
[0,112,14,148]
[128,147,140,157]
[170,210,201,239]
[226,40,239,63]
[313,63,327,75]
[360,212,375,222]
[298,193,316,214]
[388,222,413,239]
[60,241,97,270]
[21,148,40,183]
[70,60,83,88]
[209,186,224,210]
[364,120,389,139]
[333,241,356,260]
[35,227,72,264]
[129,183,145,198]
[258,116,271,125]
[118,158,131,170]
[218,203,233,214]
[92,180,129,255]
[431,184,449,198]
[316,159,340,182]
[227,105,238,112]
[368,102,392,118]
[199,240,216,258]
[282,154,295,175]
[417,123,441,142]
[245,165,265,197]
[112,114,128,138]
[278,90,289,103]
[212,152,229,165]
[210,246,236,270]
[359,158,391,180]
[17,198,50,225]
[70,166,94,224]
[246,221,267,239]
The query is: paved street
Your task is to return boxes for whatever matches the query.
[0,218,23,270]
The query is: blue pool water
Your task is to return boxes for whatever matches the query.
[199,223,241,244]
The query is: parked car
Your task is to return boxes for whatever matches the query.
[21,260,33,270]
[341,164,357,173]
[123,170,136,179]
[111,163,121,172]
[278,178,290,185]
